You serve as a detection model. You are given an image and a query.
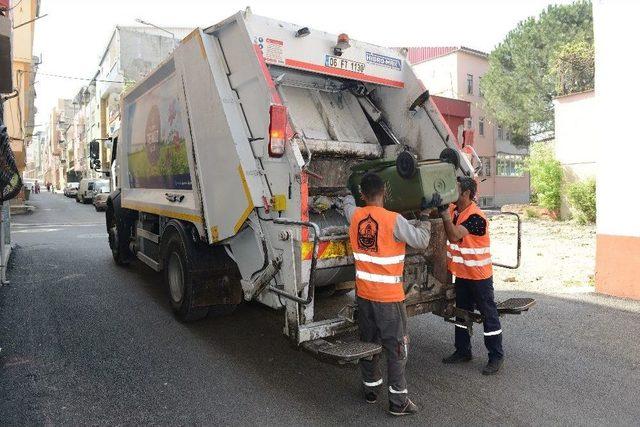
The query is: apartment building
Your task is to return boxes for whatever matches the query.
[408,47,530,207]
[60,26,193,182]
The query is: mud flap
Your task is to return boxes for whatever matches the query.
[302,339,382,365]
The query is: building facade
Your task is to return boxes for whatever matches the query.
[408,47,530,208]
[62,26,192,182]
[1,0,39,199]
[593,1,640,300]
[553,89,596,219]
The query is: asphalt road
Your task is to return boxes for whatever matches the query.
[1,192,640,425]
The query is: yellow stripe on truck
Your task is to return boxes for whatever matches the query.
[302,240,352,261]
[234,165,255,233]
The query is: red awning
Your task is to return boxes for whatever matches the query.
[431,95,470,118]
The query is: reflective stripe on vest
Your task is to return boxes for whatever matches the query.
[447,202,493,280]
[356,270,403,284]
[349,206,406,303]
[447,251,493,267]
[352,252,405,265]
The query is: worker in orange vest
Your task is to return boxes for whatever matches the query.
[437,177,504,375]
[341,172,431,416]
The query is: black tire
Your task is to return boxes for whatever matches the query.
[106,205,133,266]
[162,230,209,322]
[75,195,80,203]
[94,205,99,212]
[334,288,354,296]
[208,304,237,317]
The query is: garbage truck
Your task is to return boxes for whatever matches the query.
[105,9,534,363]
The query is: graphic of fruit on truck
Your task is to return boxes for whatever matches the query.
[124,71,191,190]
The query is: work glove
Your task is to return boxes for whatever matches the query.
[431,193,451,220]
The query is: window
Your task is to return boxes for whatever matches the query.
[479,196,494,208]
[478,76,484,97]
[497,126,503,140]
[466,74,473,95]
[480,156,491,176]
[496,154,525,177]
[479,117,485,136]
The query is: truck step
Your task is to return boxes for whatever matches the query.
[497,297,536,314]
[302,339,382,365]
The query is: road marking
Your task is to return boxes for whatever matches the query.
[12,223,102,228]
[13,228,61,233]
[76,233,108,239]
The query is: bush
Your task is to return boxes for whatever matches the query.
[524,207,541,219]
[567,178,596,224]
[526,142,563,214]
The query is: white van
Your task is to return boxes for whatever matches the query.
[76,178,97,204]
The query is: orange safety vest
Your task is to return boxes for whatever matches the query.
[447,202,493,280]
[349,206,406,303]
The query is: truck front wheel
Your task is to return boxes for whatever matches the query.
[106,205,133,266]
[163,231,209,322]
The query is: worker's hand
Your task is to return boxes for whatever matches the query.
[431,192,443,208]
[440,207,451,222]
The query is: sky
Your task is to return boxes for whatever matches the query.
[31,0,575,126]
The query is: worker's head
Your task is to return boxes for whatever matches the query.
[456,176,477,206]
[359,172,386,207]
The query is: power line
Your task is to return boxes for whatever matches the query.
[1,0,23,12]
[21,69,124,84]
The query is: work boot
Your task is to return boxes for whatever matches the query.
[364,391,377,404]
[482,358,503,375]
[442,351,472,364]
[388,399,418,416]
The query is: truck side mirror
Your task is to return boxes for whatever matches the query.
[89,140,100,161]
[110,136,118,165]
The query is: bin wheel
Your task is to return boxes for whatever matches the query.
[439,148,460,170]
[396,151,418,179]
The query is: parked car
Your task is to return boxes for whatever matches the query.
[76,178,96,204]
[92,181,111,211]
[64,182,80,198]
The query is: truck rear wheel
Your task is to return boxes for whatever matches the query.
[163,231,209,322]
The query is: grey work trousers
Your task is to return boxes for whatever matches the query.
[357,297,409,406]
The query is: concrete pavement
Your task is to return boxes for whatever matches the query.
[1,192,639,425]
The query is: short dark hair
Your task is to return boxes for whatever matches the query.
[458,176,477,200]
[360,172,385,200]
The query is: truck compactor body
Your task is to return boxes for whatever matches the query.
[106,9,532,363]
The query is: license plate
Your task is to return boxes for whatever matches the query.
[325,55,365,74]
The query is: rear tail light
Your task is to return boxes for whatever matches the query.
[269,104,287,157]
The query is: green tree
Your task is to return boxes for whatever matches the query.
[481,1,593,146]
[526,142,563,214]
[553,40,595,96]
